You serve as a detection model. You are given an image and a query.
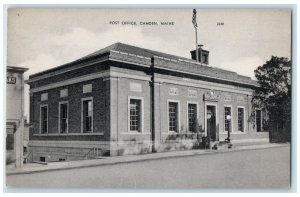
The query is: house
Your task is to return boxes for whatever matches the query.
[26,42,269,162]
[6,66,28,167]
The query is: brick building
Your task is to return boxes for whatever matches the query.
[26,43,269,161]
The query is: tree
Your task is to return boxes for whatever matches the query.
[252,56,291,142]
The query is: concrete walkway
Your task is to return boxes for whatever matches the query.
[6,143,289,176]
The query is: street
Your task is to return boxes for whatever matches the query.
[6,146,290,189]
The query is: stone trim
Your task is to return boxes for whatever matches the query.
[155,76,253,95]
[29,140,109,149]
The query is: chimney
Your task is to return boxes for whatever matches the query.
[190,44,209,65]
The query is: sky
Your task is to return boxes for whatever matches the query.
[6,8,291,118]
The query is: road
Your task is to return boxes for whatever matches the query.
[6,146,290,189]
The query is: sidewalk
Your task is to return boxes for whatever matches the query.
[6,142,289,176]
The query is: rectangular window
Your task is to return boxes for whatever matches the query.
[256,109,262,132]
[237,107,244,132]
[188,103,197,132]
[202,54,208,64]
[129,99,142,132]
[40,105,48,133]
[169,102,178,132]
[224,107,231,132]
[6,134,14,150]
[59,103,68,133]
[82,99,93,133]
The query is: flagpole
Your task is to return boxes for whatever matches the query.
[195,25,199,62]
[193,9,199,62]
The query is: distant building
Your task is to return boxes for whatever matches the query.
[26,43,269,162]
[6,66,28,167]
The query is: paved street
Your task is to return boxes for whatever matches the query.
[6,146,290,189]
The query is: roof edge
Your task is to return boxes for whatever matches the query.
[7,66,29,73]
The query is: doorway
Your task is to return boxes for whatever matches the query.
[206,105,217,141]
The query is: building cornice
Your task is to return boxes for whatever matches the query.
[154,76,253,95]
[26,56,109,84]
[7,66,29,73]
[153,56,258,88]
[26,49,258,88]
[29,70,150,93]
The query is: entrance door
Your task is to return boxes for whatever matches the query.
[206,105,217,141]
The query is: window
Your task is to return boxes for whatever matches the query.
[224,107,231,132]
[237,107,244,132]
[169,102,179,132]
[188,103,197,132]
[40,105,48,133]
[59,102,68,133]
[6,134,14,150]
[202,54,208,64]
[129,99,142,132]
[256,109,262,132]
[82,99,93,133]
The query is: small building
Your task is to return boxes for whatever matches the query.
[6,66,28,167]
[26,43,269,161]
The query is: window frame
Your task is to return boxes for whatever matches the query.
[186,101,199,133]
[127,96,144,133]
[224,105,233,133]
[167,100,180,133]
[40,104,48,134]
[236,106,246,133]
[58,101,69,134]
[255,108,263,132]
[81,97,93,133]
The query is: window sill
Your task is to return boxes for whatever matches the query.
[231,132,247,134]
[121,132,151,135]
[220,131,246,134]
[164,131,180,134]
[34,133,104,136]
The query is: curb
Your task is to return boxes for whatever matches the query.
[6,143,289,176]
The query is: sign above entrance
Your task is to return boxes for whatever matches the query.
[203,90,220,102]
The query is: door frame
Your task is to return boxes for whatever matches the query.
[204,103,218,139]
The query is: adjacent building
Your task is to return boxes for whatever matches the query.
[6,66,28,167]
[26,42,269,162]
